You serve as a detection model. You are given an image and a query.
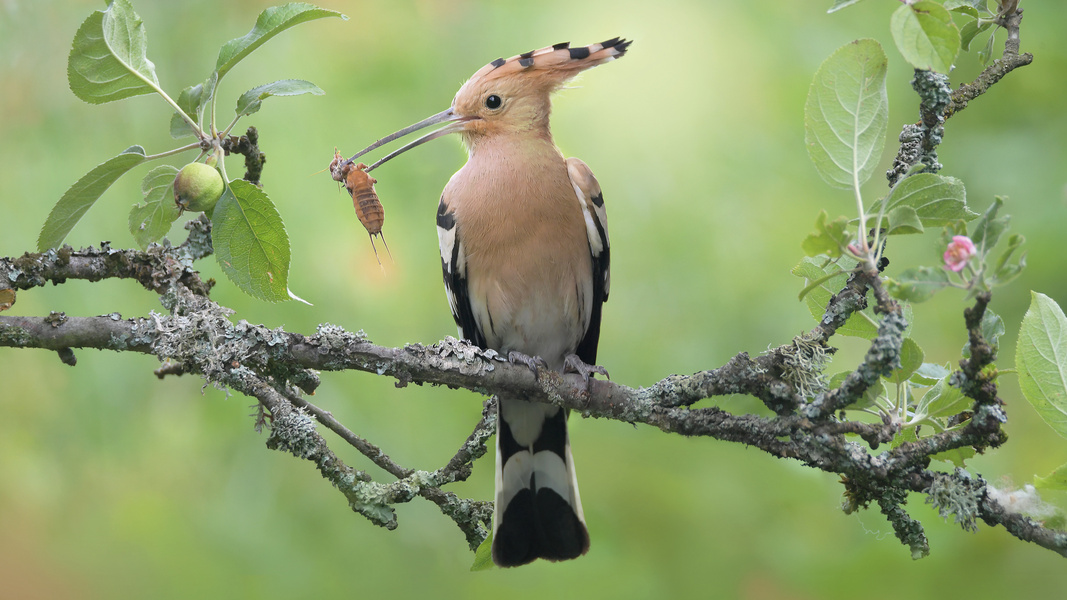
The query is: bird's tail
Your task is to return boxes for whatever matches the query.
[492,398,589,567]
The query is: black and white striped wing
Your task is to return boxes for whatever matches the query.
[437,193,486,348]
[566,157,610,366]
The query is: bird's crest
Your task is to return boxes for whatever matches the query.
[464,37,631,92]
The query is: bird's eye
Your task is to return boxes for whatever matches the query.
[485,94,503,110]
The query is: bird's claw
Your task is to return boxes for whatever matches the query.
[508,350,548,380]
[563,354,609,388]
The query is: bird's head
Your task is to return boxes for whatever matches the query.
[348,38,631,172]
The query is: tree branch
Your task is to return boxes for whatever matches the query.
[887,8,1033,186]
[2,231,1063,558]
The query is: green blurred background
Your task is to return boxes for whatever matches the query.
[2,0,1066,598]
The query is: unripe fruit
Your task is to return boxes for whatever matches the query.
[174,161,224,212]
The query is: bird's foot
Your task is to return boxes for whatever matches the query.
[563,354,610,388]
[508,350,548,380]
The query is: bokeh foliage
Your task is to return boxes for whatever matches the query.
[2,0,1066,598]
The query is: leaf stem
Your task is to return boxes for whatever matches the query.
[143,142,203,161]
[220,113,242,140]
[130,67,203,139]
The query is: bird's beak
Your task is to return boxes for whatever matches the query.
[347,108,473,173]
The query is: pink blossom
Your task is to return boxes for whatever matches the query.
[943,235,976,272]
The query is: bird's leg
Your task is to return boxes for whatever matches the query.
[563,354,610,388]
[508,350,549,380]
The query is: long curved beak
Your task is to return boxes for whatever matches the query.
[346,108,472,173]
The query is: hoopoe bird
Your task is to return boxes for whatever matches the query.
[348,37,630,566]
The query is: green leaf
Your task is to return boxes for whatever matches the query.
[469,533,495,571]
[963,308,1004,359]
[829,371,885,410]
[992,233,1026,285]
[944,0,980,18]
[953,0,991,13]
[886,266,950,303]
[890,425,919,450]
[1034,463,1067,491]
[129,165,182,249]
[212,179,292,302]
[67,0,161,104]
[802,211,852,258]
[971,197,1009,253]
[932,444,976,468]
[215,3,346,82]
[1016,292,1067,438]
[960,19,993,51]
[804,39,889,191]
[911,362,952,385]
[170,81,207,139]
[871,174,977,228]
[977,26,997,64]
[38,145,148,250]
[235,79,325,117]
[792,258,879,339]
[827,0,872,12]
[886,337,924,384]
[890,1,961,74]
[886,205,924,235]
[916,377,970,420]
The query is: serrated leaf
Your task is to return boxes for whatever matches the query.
[212,180,292,302]
[871,174,977,228]
[911,362,952,385]
[804,39,888,191]
[971,197,1009,253]
[235,79,324,117]
[469,533,495,571]
[827,0,872,12]
[886,337,925,384]
[38,145,148,250]
[792,257,878,339]
[886,266,950,303]
[1016,292,1067,438]
[129,165,182,249]
[963,308,1004,359]
[67,0,161,104]
[1034,463,1067,491]
[887,205,924,235]
[890,1,961,74]
[802,211,852,258]
[215,3,346,82]
[960,19,993,51]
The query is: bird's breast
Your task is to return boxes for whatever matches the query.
[447,147,593,367]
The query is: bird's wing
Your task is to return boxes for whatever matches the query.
[566,157,610,365]
[437,191,486,347]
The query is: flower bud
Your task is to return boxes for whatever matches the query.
[174,161,224,212]
[943,235,976,272]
